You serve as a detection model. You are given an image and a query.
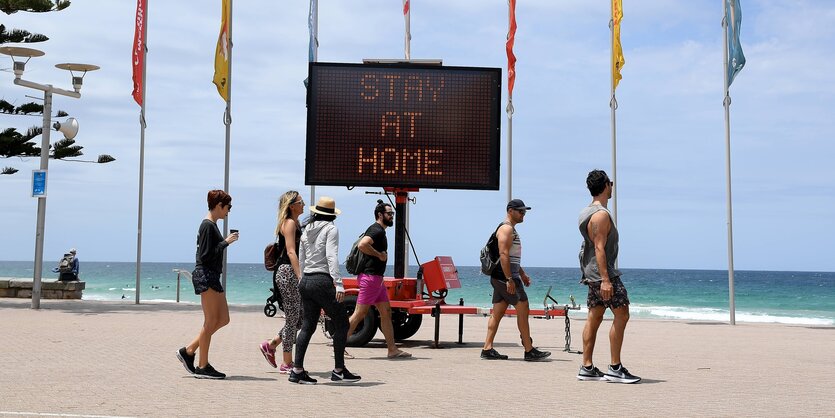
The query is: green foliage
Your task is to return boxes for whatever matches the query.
[15,102,42,114]
[0,24,48,43]
[0,126,40,157]
[1,0,70,14]
[51,137,82,159]
[97,154,115,164]
[1,0,113,176]
[0,99,14,113]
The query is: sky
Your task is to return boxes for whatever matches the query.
[1,1,834,273]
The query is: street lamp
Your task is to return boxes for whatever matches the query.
[0,45,99,309]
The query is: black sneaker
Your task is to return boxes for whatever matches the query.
[176,347,196,374]
[577,364,606,381]
[331,368,361,383]
[480,348,508,360]
[523,347,551,361]
[194,364,226,380]
[604,364,641,384]
[288,369,317,385]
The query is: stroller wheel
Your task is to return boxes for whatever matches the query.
[264,303,277,317]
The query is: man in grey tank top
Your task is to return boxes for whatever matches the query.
[480,199,551,362]
[576,170,641,384]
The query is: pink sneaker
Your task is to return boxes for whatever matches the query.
[279,362,293,374]
[259,341,277,368]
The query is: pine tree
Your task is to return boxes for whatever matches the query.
[1,0,114,175]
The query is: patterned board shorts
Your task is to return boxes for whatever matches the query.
[586,276,629,309]
[192,267,224,295]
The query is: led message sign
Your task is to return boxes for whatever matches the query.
[305,62,501,190]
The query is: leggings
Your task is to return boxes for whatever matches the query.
[274,264,301,353]
[294,272,348,370]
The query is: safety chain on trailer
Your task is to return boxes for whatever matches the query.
[564,314,572,352]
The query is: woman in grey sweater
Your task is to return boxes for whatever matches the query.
[290,196,360,385]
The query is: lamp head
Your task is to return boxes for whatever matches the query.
[55,63,100,92]
[0,46,45,78]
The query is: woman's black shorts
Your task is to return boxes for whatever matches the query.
[192,267,224,295]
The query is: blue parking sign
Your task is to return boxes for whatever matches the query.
[32,169,47,198]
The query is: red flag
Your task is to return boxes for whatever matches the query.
[403,0,409,15]
[131,0,147,106]
[506,0,517,97]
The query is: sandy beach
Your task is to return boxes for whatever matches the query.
[1,298,833,417]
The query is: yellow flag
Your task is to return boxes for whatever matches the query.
[612,0,625,90]
[213,0,231,101]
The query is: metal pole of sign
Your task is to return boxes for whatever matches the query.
[403,0,411,277]
[31,89,53,309]
[309,0,319,210]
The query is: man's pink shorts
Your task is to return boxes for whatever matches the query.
[356,273,389,305]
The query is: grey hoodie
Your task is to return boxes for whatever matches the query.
[298,220,343,292]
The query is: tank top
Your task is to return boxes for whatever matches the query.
[490,221,522,281]
[277,223,302,266]
[578,204,621,283]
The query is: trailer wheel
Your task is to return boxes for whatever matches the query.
[391,309,423,341]
[323,296,379,347]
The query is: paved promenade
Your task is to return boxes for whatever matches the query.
[1,298,833,417]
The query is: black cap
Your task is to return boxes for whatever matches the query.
[507,199,531,211]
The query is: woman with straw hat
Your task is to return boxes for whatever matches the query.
[290,196,361,385]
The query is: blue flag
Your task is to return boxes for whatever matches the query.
[725,0,746,87]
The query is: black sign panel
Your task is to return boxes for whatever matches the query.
[305,62,501,190]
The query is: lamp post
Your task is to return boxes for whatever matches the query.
[0,46,99,309]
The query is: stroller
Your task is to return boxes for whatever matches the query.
[263,270,284,317]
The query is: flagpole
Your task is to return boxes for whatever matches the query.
[309,0,318,208]
[221,0,233,290]
[134,0,148,305]
[722,2,736,325]
[404,0,410,60]
[506,0,515,203]
[609,5,618,230]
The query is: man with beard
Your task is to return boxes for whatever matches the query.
[346,199,412,359]
[576,169,640,383]
[480,199,551,361]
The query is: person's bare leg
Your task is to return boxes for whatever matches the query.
[376,302,408,356]
[483,301,508,350]
[609,305,630,365]
[347,303,372,338]
[514,300,533,351]
[582,306,605,367]
[196,289,229,368]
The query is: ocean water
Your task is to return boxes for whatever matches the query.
[2,261,833,326]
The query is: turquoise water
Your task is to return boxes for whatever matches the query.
[2,261,833,325]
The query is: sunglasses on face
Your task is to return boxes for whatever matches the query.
[292,200,304,206]
[515,209,527,215]
[385,211,395,216]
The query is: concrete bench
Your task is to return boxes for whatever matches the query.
[0,278,85,299]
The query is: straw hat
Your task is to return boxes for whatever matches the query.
[310,196,341,216]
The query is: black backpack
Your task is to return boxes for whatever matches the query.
[479,224,504,275]
[344,233,368,275]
